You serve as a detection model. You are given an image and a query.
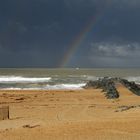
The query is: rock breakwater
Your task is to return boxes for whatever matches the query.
[84,77,140,99]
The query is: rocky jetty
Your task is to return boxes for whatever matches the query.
[84,77,140,99]
[84,77,120,99]
[120,79,140,96]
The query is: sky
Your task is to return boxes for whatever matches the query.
[0,0,140,68]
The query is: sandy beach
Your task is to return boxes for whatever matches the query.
[0,85,140,140]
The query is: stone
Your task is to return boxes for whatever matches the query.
[121,79,140,96]
[84,77,119,99]
[84,77,140,99]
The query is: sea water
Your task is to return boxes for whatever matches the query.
[0,68,139,90]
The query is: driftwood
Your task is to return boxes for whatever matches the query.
[0,106,9,120]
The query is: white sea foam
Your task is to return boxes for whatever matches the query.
[1,83,86,90]
[125,76,140,84]
[44,83,86,90]
[0,76,51,83]
[85,76,99,81]
[2,88,23,90]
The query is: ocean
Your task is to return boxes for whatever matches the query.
[0,68,140,90]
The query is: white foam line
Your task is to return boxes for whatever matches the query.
[0,83,86,90]
[0,76,51,83]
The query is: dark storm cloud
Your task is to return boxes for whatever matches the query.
[0,0,140,67]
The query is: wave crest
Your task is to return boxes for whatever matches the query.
[0,76,51,83]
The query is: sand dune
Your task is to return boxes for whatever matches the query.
[0,87,140,140]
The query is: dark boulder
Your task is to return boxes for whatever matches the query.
[120,79,140,96]
[84,77,119,99]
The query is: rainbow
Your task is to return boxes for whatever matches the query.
[59,1,112,67]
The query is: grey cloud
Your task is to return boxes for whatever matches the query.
[88,42,140,67]
[90,43,140,58]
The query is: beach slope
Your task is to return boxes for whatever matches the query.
[0,86,140,140]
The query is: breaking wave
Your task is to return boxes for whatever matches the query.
[0,76,51,83]
[0,74,140,90]
[2,83,86,90]
[44,83,86,90]
[125,76,140,84]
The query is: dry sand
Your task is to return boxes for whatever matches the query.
[0,85,140,140]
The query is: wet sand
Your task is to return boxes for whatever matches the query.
[0,85,140,140]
